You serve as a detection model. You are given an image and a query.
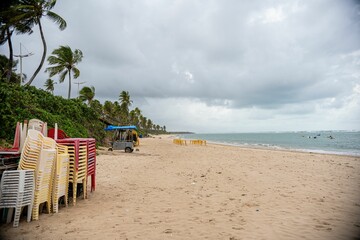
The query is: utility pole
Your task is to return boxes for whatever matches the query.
[14,43,33,85]
[73,81,86,98]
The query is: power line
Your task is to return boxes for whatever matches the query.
[14,43,33,85]
[73,81,86,98]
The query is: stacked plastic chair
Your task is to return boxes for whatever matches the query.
[0,122,21,155]
[0,170,35,227]
[56,138,87,206]
[18,130,57,220]
[86,138,96,192]
[31,148,56,220]
[47,128,69,140]
[18,130,43,171]
[28,119,47,137]
[52,143,70,213]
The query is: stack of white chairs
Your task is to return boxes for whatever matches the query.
[28,119,47,137]
[0,170,35,227]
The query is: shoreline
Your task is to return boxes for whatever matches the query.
[175,134,360,157]
[202,140,360,157]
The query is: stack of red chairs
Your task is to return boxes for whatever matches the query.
[0,122,22,175]
[48,127,96,203]
[85,138,96,192]
[0,122,21,155]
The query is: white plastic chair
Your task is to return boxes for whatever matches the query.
[0,170,35,227]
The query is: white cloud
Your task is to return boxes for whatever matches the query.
[184,71,194,83]
[263,6,286,23]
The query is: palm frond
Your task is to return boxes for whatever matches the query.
[59,70,67,83]
[45,0,57,10]
[46,65,65,76]
[72,67,80,79]
[46,11,66,30]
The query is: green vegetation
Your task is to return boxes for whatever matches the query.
[0,80,167,145]
[0,1,167,146]
[0,82,106,143]
[46,45,83,99]
[18,0,67,86]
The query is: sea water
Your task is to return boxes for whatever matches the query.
[179,131,360,156]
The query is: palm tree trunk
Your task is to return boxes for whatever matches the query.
[25,19,46,86]
[68,70,71,99]
[6,28,13,83]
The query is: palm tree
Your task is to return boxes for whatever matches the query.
[140,115,147,130]
[147,119,153,132]
[0,54,21,83]
[46,45,83,99]
[90,99,102,116]
[0,0,33,83]
[79,86,95,105]
[44,78,55,94]
[113,101,122,124]
[103,100,113,116]
[119,91,132,112]
[16,0,67,86]
[119,90,132,123]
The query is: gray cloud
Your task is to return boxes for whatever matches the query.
[2,0,359,131]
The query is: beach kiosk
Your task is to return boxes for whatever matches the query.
[105,125,139,153]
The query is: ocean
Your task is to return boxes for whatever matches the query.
[179,131,360,156]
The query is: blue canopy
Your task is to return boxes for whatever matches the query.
[104,125,138,131]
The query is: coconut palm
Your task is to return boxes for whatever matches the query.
[0,54,21,83]
[79,86,95,105]
[46,45,83,99]
[16,0,67,86]
[103,100,113,117]
[0,0,33,82]
[44,78,55,94]
[146,119,153,131]
[119,91,132,113]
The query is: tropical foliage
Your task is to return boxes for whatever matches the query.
[46,45,83,99]
[0,1,167,146]
[1,0,66,86]
[0,81,167,145]
[0,82,106,143]
[0,0,33,83]
[79,86,95,105]
[0,54,21,83]
[44,78,55,94]
[20,0,67,85]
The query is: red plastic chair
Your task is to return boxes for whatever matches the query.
[0,122,21,155]
[47,128,69,140]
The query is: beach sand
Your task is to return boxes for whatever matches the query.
[1,135,359,239]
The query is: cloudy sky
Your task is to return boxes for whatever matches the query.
[2,0,360,133]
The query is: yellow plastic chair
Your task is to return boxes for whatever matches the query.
[18,130,43,171]
[52,153,69,213]
[67,145,87,205]
[31,148,56,220]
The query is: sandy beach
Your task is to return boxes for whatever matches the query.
[1,135,359,240]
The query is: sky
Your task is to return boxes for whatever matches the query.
[1,0,360,133]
